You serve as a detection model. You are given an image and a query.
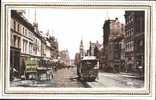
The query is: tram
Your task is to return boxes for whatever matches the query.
[25,57,54,80]
[77,56,99,82]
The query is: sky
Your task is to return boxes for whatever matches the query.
[24,8,125,59]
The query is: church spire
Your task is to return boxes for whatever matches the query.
[80,39,83,49]
[80,39,84,59]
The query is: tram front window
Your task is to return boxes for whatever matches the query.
[82,60,97,71]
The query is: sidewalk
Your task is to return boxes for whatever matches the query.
[99,70,144,79]
[11,77,21,82]
[87,72,144,88]
[119,72,144,80]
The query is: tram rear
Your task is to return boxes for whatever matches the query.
[77,56,99,82]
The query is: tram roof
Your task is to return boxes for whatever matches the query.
[81,56,97,61]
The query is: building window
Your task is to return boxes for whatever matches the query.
[130,28,132,36]
[29,43,33,54]
[13,35,20,48]
[36,39,37,44]
[128,30,130,37]
[25,29,27,36]
[139,40,143,47]
[131,16,134,22]
[23,39,28,53]
[22,27,24,34]
[17,37,20,48]
[13,35,16,47]
[142,17,145,32]
[17,24,20,32]
[29,32,31,38]
[23,40,25,53]
[131,28,134,35]
[137,17,141,33]
[13,21,16,31]
[140,17,144,33]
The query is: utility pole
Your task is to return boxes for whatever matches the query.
[34,8,36,23]
[106,9,109,20]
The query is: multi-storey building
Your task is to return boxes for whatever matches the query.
[59,50,70,66]
[48,36,59,59]
[98,46,104,70]
[42,33,59,60]
[32,23,42,58]
[40,32,47,57]
[124,11,144,74]
[10,10,59,78]
[74,53,80,67]
[11,10,36,76]
[87,41,101,58]
[89,41,96,56]
[120,38,126,72]
[102,18,125,72]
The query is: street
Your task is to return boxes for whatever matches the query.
[11,67,143,88]
[11,67,87,87]
[52,67,87,87]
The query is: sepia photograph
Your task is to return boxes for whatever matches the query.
[1,1,156,100]
[10,8,145,88]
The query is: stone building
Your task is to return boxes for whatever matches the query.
[120,38,126,72]
[124,11,144,74]
[32,22,42,58]
[10,10,59,79]
[87,41,101,58]
[40,33,47,57]
[98,46,104,70]
[59,50,70,66]
[10,10,37,77]
[48,36,59,59]
[88,41,96,56]
[41,32,59,60]
[74,53,81,66]
[102,18,125,72]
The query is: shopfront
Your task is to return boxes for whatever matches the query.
[10,47,21,79]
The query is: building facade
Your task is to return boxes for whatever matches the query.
[124,11,144,74]
[32,23,42,58]
[120,38,126,72]
[59,50,70,66]
[87,41,101,58]
[41,33,59,60]
[48,36,59,59]
[74,53,80,66]
[102,18,125,72]
[11,10,36,77]
[10,10,59,79]
[98,46,104,70]
[88,41,96,56]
